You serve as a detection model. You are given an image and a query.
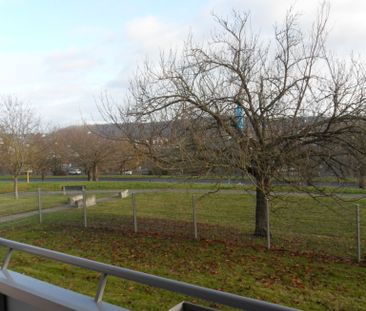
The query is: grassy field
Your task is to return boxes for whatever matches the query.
[0,179,365,195]
[0,183,365,310]
[0,189,365,257]
[77,192,366,258]
[0,214,365,310]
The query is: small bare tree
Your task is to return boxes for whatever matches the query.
[101,7,366,236]
[0,97,40,198]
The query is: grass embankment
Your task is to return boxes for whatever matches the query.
[0,184,365,310]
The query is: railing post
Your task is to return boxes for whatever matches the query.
[83,189,87,228]
[2,248,13,270]
[266,197,271,250]
[95,273,108,303]
[356,204,361,263]
[132,193,137,233]
[38,188,42,224]
[192,195,198,239]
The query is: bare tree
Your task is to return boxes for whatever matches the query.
[344,123,366,188]
[101,7,366,236]
[56,125,118,181]
[0,97,40,198]
[29,130,65,180]
[106,140,140,174]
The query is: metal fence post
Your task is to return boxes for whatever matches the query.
[356,204,361,263]
[192,195,198,239]
[83,189,87,228]
[132,193,137,233]
[266,198,271,250]
[37,188,42,224]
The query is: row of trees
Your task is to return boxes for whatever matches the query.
[0,98,139,197]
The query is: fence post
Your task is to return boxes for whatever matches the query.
[266,197,271,250]
[356,204,361,263]
[192,195,198,239]
[83,189,87,228]
[132,193,137,233]
[37,188,42,224]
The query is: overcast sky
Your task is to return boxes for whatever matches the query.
[0,0,364,126]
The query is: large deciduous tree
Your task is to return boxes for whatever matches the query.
[101,7,366,236]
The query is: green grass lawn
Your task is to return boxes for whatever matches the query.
[0,214,365,310]
[0,189,114,217]
[0,179,365,195]
[81,192,366,259]
[0,184,365,310]
[0,189,364,258]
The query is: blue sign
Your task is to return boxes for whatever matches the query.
[235,104,244,130]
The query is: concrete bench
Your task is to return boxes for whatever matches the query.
[68,194,83,206]
[75,195,96,208]
[62,185,86,195]
[117,190,129,199]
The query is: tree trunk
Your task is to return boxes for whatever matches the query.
[359,164,366,189]
[13,176,19,199]
[92,164,99,181]
[254,177,270,237]
[87,169,92,181]
[119,162,126,175]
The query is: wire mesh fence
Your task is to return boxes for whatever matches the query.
[0,190,68,219]
[270,196,360,259]
[0,189,365,261]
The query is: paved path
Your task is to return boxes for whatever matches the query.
[0,205,70,223]
[0,195,118,224]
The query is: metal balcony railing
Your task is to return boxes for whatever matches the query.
[0,238,298,311]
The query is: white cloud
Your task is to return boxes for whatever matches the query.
[125,16,187,53]
[44,48,102,73]
[1,0,365,126]
[103,15,190,95]
[0,49,103,126]
[203,0,366,55]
